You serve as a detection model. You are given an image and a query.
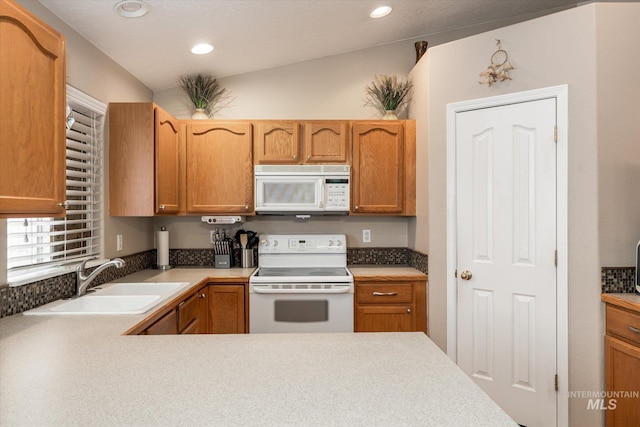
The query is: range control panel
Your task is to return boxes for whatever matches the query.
[258,234,346,254]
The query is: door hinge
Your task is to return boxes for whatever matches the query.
[554,125,558,143]
[454,269,457,278]
[555,374,558,391]
[554,250,558,267]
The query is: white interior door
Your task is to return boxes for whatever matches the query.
[455,98,557,427]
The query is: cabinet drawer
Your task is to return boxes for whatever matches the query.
[143,309,177,335]
[607,305,640,346]
[357,284,413,304]
[178,292,202,332]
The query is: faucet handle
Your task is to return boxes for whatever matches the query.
[76,256,98,273]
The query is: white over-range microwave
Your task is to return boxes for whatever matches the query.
[254,164,350,214]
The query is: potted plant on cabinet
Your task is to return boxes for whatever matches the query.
[364,74,413,120]
[178,73,229,119]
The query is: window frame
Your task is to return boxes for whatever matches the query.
[5,85,107,286]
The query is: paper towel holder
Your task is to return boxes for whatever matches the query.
[155,226,173,270]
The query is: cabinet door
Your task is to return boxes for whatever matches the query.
[254,121,300,164]
[356,305,414,332]
[208,285,245,334]
[303,121,349,163]
[109,103,155,216]
[154,106,180,214]
[143,309,178,335]
[605,336,640,426]
[0,0,66,216]
[352,122,405,214]
[178,288,208,334]
[186,122,253,213]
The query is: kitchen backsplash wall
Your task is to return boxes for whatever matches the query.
[0,248,427,318]
[601,266,636,293]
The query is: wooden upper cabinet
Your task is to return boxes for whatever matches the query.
[110,103,182,216]
[351,121,416,215]
[303,121,349,163]
[254,121,350,164]
[186,121,253,214]
[154,107,180,214]
[0,0,66,217]
[352,122,404,214]
[254,121,300,164]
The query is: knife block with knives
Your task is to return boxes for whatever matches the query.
[211,229,258,268]
[212,228,232,269]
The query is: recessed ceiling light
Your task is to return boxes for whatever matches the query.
[114,0,150,18]
[370,6,392,19]
[191,43,214,55]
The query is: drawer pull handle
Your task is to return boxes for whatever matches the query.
[372,291,398,296]
[628,325,640,334]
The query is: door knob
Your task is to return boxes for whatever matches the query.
[460,270,473,280]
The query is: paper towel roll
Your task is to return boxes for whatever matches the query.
[157,228,170,267]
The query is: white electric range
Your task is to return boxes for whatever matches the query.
[249,234,353,333]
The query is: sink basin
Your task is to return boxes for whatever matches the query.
[23,281,190,316]
[44,295,161,315]
[96,282,186,296]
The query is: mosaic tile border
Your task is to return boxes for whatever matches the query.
[601,266,637,294]
[1,247,428,318]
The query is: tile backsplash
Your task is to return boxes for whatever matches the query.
[0,247,427,318]
[601,267,636,294]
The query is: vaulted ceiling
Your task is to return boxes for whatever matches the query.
[38,0,581,91]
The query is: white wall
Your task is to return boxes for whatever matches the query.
[418,4,610,425]
[596,3,640,266]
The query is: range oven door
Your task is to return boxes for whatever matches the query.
[249,283,354,333]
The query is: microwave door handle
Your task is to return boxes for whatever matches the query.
[320,181,325,208]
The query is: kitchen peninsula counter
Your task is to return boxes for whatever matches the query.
[0,268,514,426]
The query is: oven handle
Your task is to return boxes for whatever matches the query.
[252,286,351,294]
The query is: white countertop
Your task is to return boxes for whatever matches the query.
[0,268,514,426]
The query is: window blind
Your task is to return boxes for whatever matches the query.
[6,86,106,280]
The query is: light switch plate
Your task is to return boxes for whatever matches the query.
[116,235,123,251]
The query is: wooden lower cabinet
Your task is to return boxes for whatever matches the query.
[354,278,427,333]
[208,285,245,334]
[604,301,640,426]
[134,281,247,335]
[178,286,208,334]
[143,309,178,335]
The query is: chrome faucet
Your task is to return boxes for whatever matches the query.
[76,258,125,296]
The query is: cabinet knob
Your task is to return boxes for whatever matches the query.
[307,155,311,160]
[293,154,297,160]
[406,308,411,313]
[199,293,206,299]
[159,205,166,210]
[244,204,249,211]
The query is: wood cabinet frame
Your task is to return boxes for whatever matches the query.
[0,0,66,217]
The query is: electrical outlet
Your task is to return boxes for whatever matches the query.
[210,230,216,244]
[116,234,123,251]
[363,229,371,243]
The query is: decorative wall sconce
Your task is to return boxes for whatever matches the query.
[479,40,514,86]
